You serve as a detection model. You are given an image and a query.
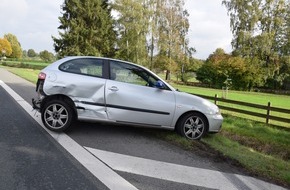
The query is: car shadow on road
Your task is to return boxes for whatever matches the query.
[64,120,251,177]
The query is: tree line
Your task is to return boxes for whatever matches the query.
[195,0,290,91]
[53,0,195,80]
[0,34,22,59]
[0,33,55,62]
[53,0,289,90]
[1,0,289,90]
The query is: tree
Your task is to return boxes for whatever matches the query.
[156,0,190,80]
[113,0,193,78]
[283,2,290,55]
[27,49,37,57]
[53,0,116,57]
[196,61,217,87]
[196,48,264,90]
[0,38,12,57]
[179,46,196,82]
[39,50,54,62]
[196,49,230,88]
[22,50,27,58]
[4,33,22,59]
[113,0,150,65]
[222,0,290,90]
[147,0,160,70]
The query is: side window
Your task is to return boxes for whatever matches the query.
[59,58,103,77]
[110,61,158,87]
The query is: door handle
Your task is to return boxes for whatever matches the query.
[108,86,119,91]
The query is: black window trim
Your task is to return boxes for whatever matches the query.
[108,60,171,91]
[58,58,105,79]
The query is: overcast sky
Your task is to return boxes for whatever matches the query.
[0,0,233,60]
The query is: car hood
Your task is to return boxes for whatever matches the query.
[174,91,220,115]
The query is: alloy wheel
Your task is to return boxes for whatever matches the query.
[183,116,205,140]
[44,103,69,129]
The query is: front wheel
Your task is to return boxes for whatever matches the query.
[176,112,208,140]
[41,99,74,132]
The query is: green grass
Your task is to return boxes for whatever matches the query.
[0,66,40,84]
[217,116,290,161]
[203,116,290,186]
[204,134,290,186]
[173,84,290,109]
[154,115,290,187]
[5,60,50,66]
[1,60,49,70]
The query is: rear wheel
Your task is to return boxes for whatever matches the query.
[176,112,208,140]
[41,99,74,132]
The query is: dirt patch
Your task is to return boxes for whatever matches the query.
[220,130,290,161]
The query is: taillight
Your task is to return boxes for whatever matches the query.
[38,72,46,80]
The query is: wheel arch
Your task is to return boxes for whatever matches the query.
[40,94,77,117]
[174,110,209,132]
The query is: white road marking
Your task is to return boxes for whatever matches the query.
[0,80,138,190]
[85,148,287,190]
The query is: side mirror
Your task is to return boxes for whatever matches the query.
[155,80,165,89]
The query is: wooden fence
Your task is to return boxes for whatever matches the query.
[191,93,290,127]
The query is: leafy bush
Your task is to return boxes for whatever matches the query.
[196,49,265,91]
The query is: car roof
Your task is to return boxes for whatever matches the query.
[45,56,176,91]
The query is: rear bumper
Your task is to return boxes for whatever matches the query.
[32,98,41,111]
[32,79,45,111]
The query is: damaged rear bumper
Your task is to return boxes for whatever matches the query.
[32,98,41,111]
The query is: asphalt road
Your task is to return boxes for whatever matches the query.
[0,85,108,190]
[0,68,287,190]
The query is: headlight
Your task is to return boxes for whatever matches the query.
[209,107,221,115]
[215,108,221,115]
[202,99,221,115]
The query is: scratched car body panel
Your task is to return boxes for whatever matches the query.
[32,56,223,140]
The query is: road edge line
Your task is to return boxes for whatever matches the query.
[0,80,138,190]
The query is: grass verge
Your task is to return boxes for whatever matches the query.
[204,134,290,187]
[0,66,40,84]
[151,115,290,188]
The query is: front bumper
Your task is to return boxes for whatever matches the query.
[206,114,223,132]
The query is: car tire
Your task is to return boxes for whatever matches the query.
[176,112,208,140]
[41,99,74,132]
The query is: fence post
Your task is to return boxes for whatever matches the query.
[214,94,218,105]
[266,102,271,124]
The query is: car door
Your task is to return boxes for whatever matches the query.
[105,60,176,127]
[56,58,108,120]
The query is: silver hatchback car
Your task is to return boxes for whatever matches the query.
[32,56,223,140]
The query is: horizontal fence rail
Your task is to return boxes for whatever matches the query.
[191,93,290,127]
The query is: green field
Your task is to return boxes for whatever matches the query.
[1,65,290,187]
[173,84,290,108]
[1,67,40,84]
[6,60,50,66]
[1,60,50,70]
[172,83,290,128]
